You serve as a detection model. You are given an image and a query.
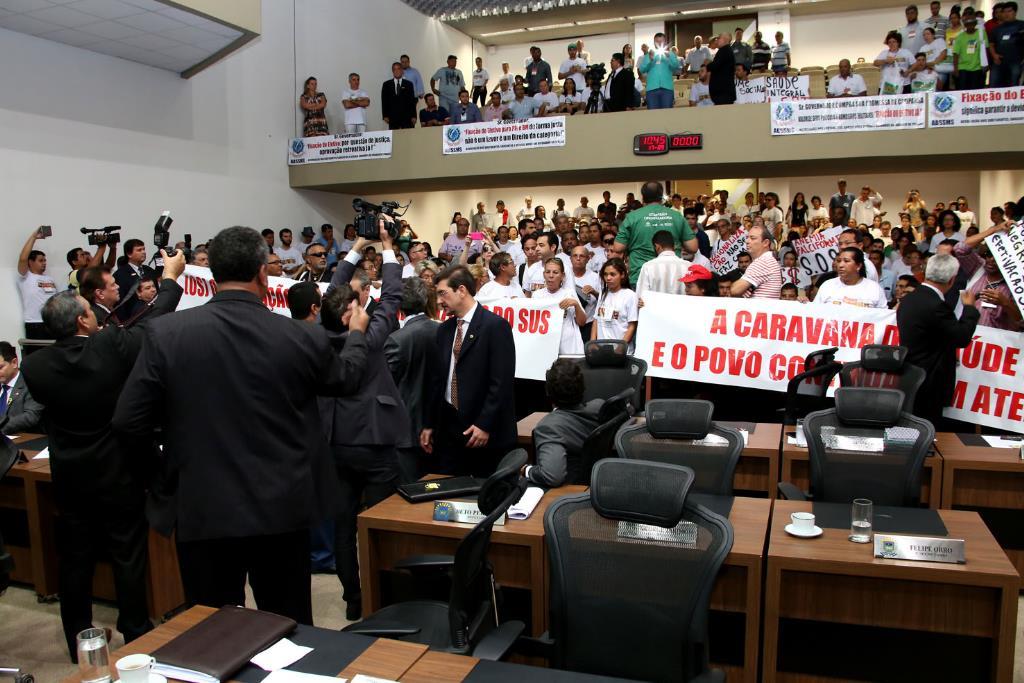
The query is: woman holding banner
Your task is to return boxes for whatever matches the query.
[533,257,587,355]
[815,247,889,308]
[592,258,639,351]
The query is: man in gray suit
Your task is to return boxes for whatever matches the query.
[526,359,603,488]
[0,341,43,435]
[385,278,439,483]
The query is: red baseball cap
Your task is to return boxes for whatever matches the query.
[680,264,713,282]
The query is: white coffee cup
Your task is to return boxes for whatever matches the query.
[790,511,816,532]
[115,653,155,683]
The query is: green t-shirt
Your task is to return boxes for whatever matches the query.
[953,30,987,72]
[615,204,695,284]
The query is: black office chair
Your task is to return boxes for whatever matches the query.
[542,459,733,683]
[571,388,635,486]
[574,339,648,411]
[777,387,934,506]
[615,399,744,496]
[839,344,925,414]
[0,433,35,683]
[780,347,841,425]
[344,449,528,659]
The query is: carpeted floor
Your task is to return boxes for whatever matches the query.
[3,581,1024,682]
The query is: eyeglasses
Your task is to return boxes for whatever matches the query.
[308,252,327,257]
[603,239,614,245]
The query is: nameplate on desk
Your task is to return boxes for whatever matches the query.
[874,534,965,564]
[433,500,506,526]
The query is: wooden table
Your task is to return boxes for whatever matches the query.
[936,431,1024,587]
[781,426,943,508]
[763,500,1019,682]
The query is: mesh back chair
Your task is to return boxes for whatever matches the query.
[574,340,648,411]
[573,388,634,486]
[1,433,35,683]
[616,400,744,496]
[544,459,733,683]
[344,450,529,659]
[778,388,934,506]
[840,344,925,413]
[781,347,841,425]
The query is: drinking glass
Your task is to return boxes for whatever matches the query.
[76,628,112,683]
[850,498,873,543]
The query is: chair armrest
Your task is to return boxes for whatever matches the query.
[472,621,525,661]
[777,482,810,501]
[343,620,422,637]
[393,554,455,572]
[513,632,555,659]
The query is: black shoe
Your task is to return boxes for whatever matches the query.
[345,599,362,621]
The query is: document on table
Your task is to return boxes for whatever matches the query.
[508,486,545,520]
[351,676,399,683]
[982,435,1023,449]
[32,447,49,460]
[264,672,347,683]
[250,638,313,671]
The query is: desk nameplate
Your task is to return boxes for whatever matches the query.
[433,499,506,526]
[874,534,965,564]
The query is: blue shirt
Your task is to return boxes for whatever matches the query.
[452,102,483,124]
[403,66,424,97]
[315,235,341,267]
[508,98,538,119]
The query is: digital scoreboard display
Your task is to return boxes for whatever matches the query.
[633,133,703,155]
[669,133,703,150]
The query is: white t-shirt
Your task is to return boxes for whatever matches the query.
[689,82,713,107]
[920,39,948,67]
[929,230,966,252]
[808,206,829,224]
[523,254,575,292]
[533,92,559,112]
[573,269,602,321]
[910,69,938,92]
[18,271,58,323]
[472,68,489,87]
[954,210,976,228]
[560,92,584,106]
[827,74,867,97]
[814,276,889,308]
[498,88,515,104]
[574,206,596,221]
[594,287,639,351]
[477,279,523,300]
[276,245,304,274]
[762,206,784,232]
[585,244,607,273]
[339,88,369,125]
[559,57,588,91]
[685,46,711,72]
[532,285,585,355]
[876,49,916,91]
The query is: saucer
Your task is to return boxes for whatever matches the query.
[115,674,166,683]
[785,523,823,538]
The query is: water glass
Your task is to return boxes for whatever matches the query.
[850,498,873,543]
[76,628,112,683]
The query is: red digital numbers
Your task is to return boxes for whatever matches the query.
[669,133,703,149]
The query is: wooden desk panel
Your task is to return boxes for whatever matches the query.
[338,639,428,680]
[401,650,479,683]
[763,500,1018,682]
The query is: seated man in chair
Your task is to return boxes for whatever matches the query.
[526,359,603,487]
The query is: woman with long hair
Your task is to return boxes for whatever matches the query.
[814,247,888,308]
[558,78,584,114]
[299,76,328,137]
[532,258,586,354]
[622,43,635,69]
[591,258,638,351]
[786,192,809,230]
[903,189,928,227]
[534,205,554,228]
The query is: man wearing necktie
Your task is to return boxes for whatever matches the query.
[0,341,43,435]
[381,61,417,130]
[420,265,516,477]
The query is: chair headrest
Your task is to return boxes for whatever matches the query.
[591,459,695,527]
[835,387,905,427]
[585,339,629,367]
[806,347,839,371]
[478,449,528,515]
[598,388,635,423]
[645,399,713,439]
[859,344,908,372]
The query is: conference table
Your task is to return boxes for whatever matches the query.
[358,483,771,683]
[764,500,1018,682]
[60,604,639,683]
[935,431,1024,589]
[516,413,782,498]
[0,433,185,620]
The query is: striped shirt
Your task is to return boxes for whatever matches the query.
[742,251,783,299]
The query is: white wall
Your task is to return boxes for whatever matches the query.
[788,5,907,68]
[479,32,632,86]
[632,21,665,58]
[979,170,1024,218]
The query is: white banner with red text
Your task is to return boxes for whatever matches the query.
[474,295,565,381]
[944,325,1024,434]
[175,266,328,316]
[770,94,926,136]
[287,132,393,165]
[441,116,566,155]
[735,75,810,104]
[928,86,1024,128]
[985,219,1024,320]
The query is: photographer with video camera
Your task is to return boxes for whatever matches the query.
[322,213,406,620]
[20,247,185,662]
[68,226,118,290]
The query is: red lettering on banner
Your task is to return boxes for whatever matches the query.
[951,380,967,409]
[695,345,710,369]
[710,309,728,335]
[732,312,873,351]
[1010,393,1024,422]
[768,353,806,381]
[970,385,991,414]
[959,337,1020,377]
[652,341,665,367]
[671,344,688,369]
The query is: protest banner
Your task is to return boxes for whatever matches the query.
[735,78,765,104]
[985,219,1024,320]
[944,325,1024,434]
[929,86,1024,128]
[474,295,565,381]
[287,132,392,165]
[734,75,809,104]
[709,228,747,275]
[792,227,842,280]
[442,116,566,155]
[176,266,325,316]
[770,94,926,136]
[782,266,811,290]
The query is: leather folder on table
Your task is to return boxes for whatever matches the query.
[397,475,483,503]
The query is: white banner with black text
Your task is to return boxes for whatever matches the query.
[928,86,1024,128]
[441,116,566,155]
[287,132,393,165]
[770,94,926,136]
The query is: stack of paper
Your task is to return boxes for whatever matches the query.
[508,487,545,520]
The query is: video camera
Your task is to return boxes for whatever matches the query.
[80,225,122,247]
[353,198,404,240]
[585,62,607,85]
[153,210,190,260]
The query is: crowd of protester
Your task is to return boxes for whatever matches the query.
[297,2,1024,135]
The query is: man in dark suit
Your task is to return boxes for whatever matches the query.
[20,250,185,660]
[896,253,980,429]
[0,341,43,435]
[708,32,737,105]
[604,52,635,113]
[321,222,407,620]
[421,265,516,477]
[78,266,123,327]
[381,62,418,130]
[112,226,370,626]
[385,277,439,483]
[113,239,157,318]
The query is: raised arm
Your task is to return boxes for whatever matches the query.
[17,227,41,276]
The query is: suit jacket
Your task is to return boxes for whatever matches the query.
[319,257,409,448]
[21,279,183,510]
[111,288,369,542]
[529,400,603,487]
[708,46,736,104]
[1,373,43,435]
[114,262,157,318]
[424,304,516,450]
[896,284,980,413]
[384,313,439,442]
[605,67,635,112]
[381,78,417,126]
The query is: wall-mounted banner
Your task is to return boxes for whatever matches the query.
[287,132,393,165]
[735,75,810,104]
[442,116,566,155]
[771,94,926,136]
[929,86,1024,128]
